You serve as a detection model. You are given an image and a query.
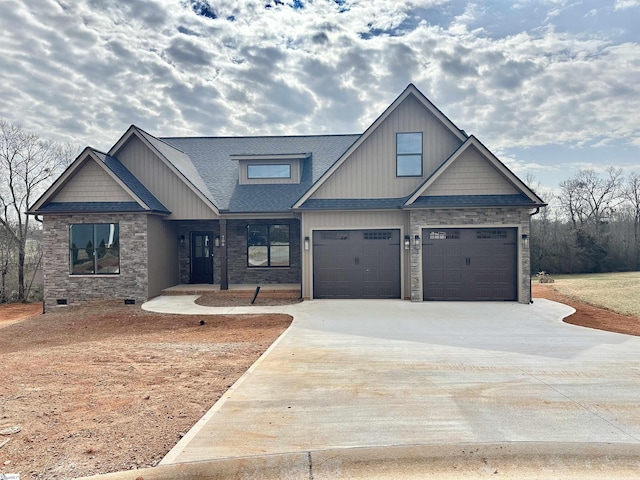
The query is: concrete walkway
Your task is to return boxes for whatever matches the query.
[142,297,640,472]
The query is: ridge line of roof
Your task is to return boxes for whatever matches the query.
[159,133,362,140]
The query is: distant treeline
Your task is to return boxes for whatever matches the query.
[531,168,640,274]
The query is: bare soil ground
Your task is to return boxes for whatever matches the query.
[1,287,638,479]
[533,283,640,336]
[0,302,291,479]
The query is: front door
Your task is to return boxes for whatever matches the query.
[191,232,213,284]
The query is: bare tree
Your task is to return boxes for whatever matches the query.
[557,168,624,272]
[624,172,640,270]
[0,119,73,301]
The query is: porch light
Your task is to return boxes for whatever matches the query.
[215,236,220,247]
[179,235,185,248]
[403,235,410,250]
[521,233,529,249]
[414,234,420,247]
[304,236,310,251]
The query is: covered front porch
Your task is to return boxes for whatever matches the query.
[170,217,302,292]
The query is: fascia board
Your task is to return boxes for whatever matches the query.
[405,137,546,206]
[28,147,95,213]
[468,136,546,205]
[293,84,467,209]
[109,126,220,215]
[87,151,151,210]
[405,138,472,205]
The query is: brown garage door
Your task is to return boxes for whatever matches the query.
[422,228,517,301]
[313,229,401,299]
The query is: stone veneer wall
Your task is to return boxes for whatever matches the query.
[43,213,149,309]
[409,207,531,303]
[227,219,301,284]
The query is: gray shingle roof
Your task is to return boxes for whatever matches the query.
[407,194,538,208]
[93,152,170,214]
[299,197,409,210]
[37,202,147,213]
[161,135,360,213]
[135,128,215,207]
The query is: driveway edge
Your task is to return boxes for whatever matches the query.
[77,442,640,479]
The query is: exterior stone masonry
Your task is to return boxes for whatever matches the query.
[409,207,532,303]
[175,218,301,285]
[227,219,301,284]
[43,213,149,309]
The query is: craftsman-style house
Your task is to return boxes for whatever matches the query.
[28,84,545,308]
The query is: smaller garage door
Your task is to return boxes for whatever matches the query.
[422,228,517,301]
[313,229,401,299]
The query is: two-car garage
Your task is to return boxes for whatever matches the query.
[312,227,517,301]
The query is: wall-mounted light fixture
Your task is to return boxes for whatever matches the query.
[179,235,185,248]
[521,233,529,249]
[304,236,310,251]
[214,236,220,247]
[414,234,421,247]
[404,235,410,250]
[220,235,225,247]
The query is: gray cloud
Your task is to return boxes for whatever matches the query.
[0,0,638,187]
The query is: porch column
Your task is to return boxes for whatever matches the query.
[220,218,228,290]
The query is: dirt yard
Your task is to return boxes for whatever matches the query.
[0,302,291,479]
[1,287,639,479]
[533,283,640,336]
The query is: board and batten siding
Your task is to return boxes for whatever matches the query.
[146,216,179,298]
[425,147,519,196]
[301,210,410,299]
[310,95,463,200]
[52,160,133,203]
[117,136,217,220]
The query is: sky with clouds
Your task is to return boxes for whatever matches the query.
[1,0,639,192]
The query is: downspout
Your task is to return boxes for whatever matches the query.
[33,215,45,314]
[528,207,541,304]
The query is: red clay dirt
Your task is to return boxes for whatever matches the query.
[1,289,638,479]
[0,301,291,479]
[532,283,640,337]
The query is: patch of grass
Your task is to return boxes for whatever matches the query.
[548,272,640,318]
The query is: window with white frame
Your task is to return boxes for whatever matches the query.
[396,132,423,177]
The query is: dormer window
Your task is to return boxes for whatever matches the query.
[232,153,309,185]
[247,164,291,179]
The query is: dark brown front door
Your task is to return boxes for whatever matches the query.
[191,232,213,284]
[422,228,516,301]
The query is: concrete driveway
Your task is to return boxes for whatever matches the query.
[145,297,640,471]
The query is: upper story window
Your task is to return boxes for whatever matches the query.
[70,223,119,275]
[247,164,291,179]
[396,132,423,177]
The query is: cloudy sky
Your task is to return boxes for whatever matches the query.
[1,0,639,191]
